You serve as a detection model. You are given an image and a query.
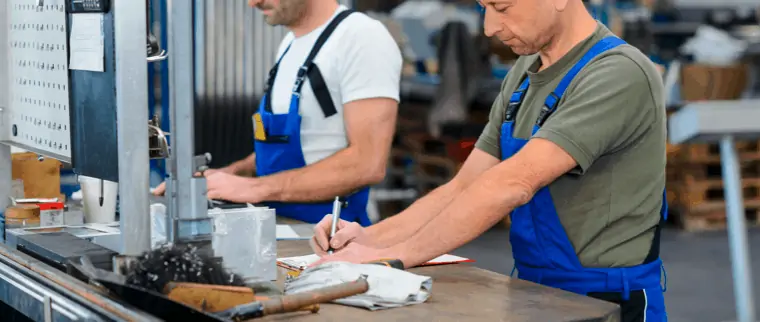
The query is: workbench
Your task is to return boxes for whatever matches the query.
[261,240,621,322]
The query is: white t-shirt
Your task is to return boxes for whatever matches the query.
[269,6,402,165]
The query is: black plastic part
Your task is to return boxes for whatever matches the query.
[67,8,119,182]
[67,0,111,13]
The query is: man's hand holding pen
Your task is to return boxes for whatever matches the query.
[310,214,370,256]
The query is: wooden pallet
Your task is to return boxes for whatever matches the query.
[674,205,760,232]
[666,153,760,231]
[670,178,760,206]
[668,140,760,163]
[670,160,760,183]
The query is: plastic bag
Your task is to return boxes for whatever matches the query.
[681,25,747,66]
[150,203,167,249]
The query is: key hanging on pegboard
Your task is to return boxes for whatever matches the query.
[7,0,71,160]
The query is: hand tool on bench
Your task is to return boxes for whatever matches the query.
[215,275,369,321]
[163,282,319,314]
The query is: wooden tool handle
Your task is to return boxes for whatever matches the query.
[261,276,369,316]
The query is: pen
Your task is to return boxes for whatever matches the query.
[328,196,342,254]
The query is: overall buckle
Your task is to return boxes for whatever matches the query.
[505,101,520,122]
[292,66,310,94]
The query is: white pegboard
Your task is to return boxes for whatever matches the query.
[6,0,71,160]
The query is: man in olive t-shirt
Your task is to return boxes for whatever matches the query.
[311,1,668,321]
[476,22,667,269]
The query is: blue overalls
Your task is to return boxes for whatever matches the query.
[252,10,371,226]
[502,36,668,321]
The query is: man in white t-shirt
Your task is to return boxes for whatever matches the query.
[155,0,401,225]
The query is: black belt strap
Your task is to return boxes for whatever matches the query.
[643,199,666,264]
[263,9,355,118]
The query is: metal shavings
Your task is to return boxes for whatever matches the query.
[124,243,245,293]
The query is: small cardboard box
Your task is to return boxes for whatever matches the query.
[680,64,749,101]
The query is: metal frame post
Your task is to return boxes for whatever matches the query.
[114,0,151,255]
[167,0,211,243]
[0,1,11,219]
[720,135,756,322]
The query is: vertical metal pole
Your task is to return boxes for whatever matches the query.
[167,0,211,242]
[114,0,151,255]
[0,0,11,229]
[720,135,756,322]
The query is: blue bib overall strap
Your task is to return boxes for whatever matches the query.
[500,36,668,321]
[253,9,372,226]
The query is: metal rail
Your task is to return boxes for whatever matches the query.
[0,243,160,321]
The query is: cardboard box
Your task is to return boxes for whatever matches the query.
[11,152,62,199]
[680,64,749,101]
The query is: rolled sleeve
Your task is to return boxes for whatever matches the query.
[474,92,505,159]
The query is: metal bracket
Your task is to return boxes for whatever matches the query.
[43,296,52,322]
[193,153,212,173]
[148,115,170,159]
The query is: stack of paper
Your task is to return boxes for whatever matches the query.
[278,253,474,271]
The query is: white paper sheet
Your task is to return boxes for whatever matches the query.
[276,224,305,240]
[278,253,472,270]
[69,13,105,72]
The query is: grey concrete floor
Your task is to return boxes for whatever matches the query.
[450,225,760,322]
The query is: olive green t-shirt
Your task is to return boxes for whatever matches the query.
[475,23,667,267]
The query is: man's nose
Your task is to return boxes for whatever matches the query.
[482,9,501,37]
[248,0,262,7]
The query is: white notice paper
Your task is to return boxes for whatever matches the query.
[69,13,105,72]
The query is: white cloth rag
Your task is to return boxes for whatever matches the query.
[283,261,433,310]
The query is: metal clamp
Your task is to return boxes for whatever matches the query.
[148,115,170,159]
[193,153,212,174]
[147,50,168,63]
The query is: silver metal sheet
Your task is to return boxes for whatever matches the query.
[5,0,71,161]
[668,100,760,144]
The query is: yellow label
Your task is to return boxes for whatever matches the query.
[253,113,267,141]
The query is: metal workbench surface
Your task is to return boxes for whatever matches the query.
[259,241,621,322]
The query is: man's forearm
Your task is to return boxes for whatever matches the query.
[365,181,465,248]
[227,153,256,177]
[257,147,382,203]
[391,174,533,268]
